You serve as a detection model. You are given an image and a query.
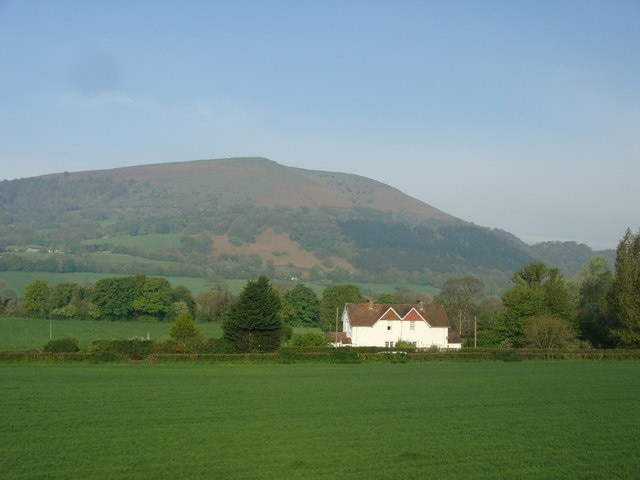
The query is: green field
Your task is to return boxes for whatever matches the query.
[1,361,639,479]
[0,317,224,351]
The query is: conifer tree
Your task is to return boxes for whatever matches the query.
[609,228,640,347]
[222,275,283,352]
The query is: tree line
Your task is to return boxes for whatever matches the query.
[437,228,640,349]
[4,228,640,352]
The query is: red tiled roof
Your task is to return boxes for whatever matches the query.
[344,302,449,328]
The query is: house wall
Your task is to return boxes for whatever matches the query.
[349,319,448,349]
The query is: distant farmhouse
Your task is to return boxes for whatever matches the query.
[335,298,461,350]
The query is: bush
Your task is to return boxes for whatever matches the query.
[394,340,417,352]
[492,349,522,362]
[290,332,329,347]
[86,339,155,359]
[203,337,236,354]
[329,348,360,364]
[43,338,80,353]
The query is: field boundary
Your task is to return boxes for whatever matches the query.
[2,348,639,364]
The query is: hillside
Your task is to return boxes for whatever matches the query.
[0,157,612,292]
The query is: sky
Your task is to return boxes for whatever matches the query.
[1,1,639,250]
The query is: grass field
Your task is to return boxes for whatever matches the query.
[1,361,638,479]
[1,270,439,299]
[0,317,224,351]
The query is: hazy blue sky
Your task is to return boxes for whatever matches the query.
[1,1,638,249]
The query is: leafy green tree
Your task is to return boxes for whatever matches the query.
[525,315,576,350]
[0,279,18,314]
[132,275,173,321]
[222,275,283,352]
[319,284,365,331]
[173,285,196,317]
[375,293,396,303]
[46,282,79,317]
[283,284,320,327]
[91,277,135,320]
[575,257,614,347]
[24,280,51,317]
[495,263,573,347]
[608,228,640,347]
[170,311,201,342]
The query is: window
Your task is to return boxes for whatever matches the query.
[410,321,415,331]
[385,341,394,348]
[387,322,391,331]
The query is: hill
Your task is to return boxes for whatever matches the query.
[0,157,613,292]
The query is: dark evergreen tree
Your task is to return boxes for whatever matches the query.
[609,228,640,347]
[222,275,283,352]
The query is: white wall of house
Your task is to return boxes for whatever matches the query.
[344,313,449,348]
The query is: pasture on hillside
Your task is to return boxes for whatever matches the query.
[1,361,639,479]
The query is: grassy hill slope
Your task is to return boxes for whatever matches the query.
[0,157,612,292]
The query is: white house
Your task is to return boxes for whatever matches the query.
[338,298,461,350]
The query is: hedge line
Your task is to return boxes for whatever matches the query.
[1,345,639,363]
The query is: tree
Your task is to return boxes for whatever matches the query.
[24,280,50,317]
[283,284,320,327]
[496,263,573,347]
[608,228,640,347]
[525,315,576,350]
[173,285,196,317]
[132,275,173,321]
[319,284,364,331]
[575,257,614,347]
[91,277,135,320]
[196,283,234,322]
[0,279,18,314]
[170,311,201,342]
[46,282,80,318]
[222,275,283,352]
[436,276,484,336]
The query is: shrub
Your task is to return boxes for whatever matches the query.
[203,337,236,354]
[43,338,80,353]
[170,312,201,342]
[492,349,522,362]
[86,339,155,359]
[290,332,329,347]
[329,348,360,364]
[394,340,417,352]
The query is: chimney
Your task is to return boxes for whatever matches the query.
[417,299,424,311]
[367,296,373,310]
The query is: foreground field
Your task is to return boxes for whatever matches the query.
[1,361,639,479]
